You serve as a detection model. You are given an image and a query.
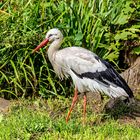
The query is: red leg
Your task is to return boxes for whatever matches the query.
[83,94,87,124]
[66,87,78,123]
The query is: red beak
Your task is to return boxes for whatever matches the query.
[32,38,49,53]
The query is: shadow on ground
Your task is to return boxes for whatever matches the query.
[79,92,140,126]
[103,97,140,125]
[104,98,140,117]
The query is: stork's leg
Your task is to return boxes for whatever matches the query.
[66,87,78,123]
[83,93,87,124]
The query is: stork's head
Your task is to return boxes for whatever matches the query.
[46,28,63,42]
[33,28,63,53]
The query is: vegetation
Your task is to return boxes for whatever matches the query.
[0,99,140,140]
[0,0,140,98]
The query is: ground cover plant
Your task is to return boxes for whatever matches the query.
[0,98,140,140]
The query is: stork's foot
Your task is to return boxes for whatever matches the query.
[66,87,78,123]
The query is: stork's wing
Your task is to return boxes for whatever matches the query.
[56,47,133,98]
[56,47,107,74]
[78,59,134,98]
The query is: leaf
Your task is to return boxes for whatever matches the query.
[0,114,3,123]
[114,30,137,41]
[115,14,129,25]
[105,51,119,61]
[113,1,135,25]
[75,32,83,41]
[132,47,140,55]
[10,60,20,83]
[131,25,140,29]
[114,31,130,41]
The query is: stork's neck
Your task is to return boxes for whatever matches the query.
[47,38,63,63]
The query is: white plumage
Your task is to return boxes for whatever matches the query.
[33,28,134,123]
[54,47,128,98]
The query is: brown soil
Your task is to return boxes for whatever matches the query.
[0,98,11,113]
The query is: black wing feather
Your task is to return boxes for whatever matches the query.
[100,59,133,98]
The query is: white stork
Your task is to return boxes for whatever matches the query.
[33,28,134,123]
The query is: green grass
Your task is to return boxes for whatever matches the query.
[0,98,140,140]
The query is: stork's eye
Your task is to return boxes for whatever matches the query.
[49,34,53,37]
